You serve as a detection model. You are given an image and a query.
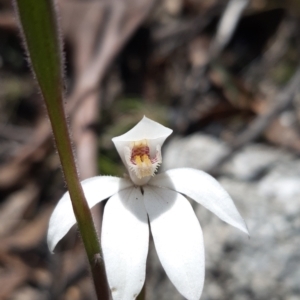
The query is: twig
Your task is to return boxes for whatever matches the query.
[209,0,249,59]
[209,66,300,176]
[0,124,33,143]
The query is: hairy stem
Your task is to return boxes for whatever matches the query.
[13,0,109,298]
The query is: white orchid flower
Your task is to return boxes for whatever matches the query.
[47,116,248,300]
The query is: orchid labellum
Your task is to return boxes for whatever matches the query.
[48,116,248,300]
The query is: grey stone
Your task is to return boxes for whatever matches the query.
[221,144,294,180]
[163,134,229,172]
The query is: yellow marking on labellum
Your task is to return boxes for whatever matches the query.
[125,139,162,179]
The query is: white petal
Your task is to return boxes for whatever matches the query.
[149,168,249,235]
[47,176,132,252]
[102,187,149,300]
[112,116,172,166]
[144,186,204,300]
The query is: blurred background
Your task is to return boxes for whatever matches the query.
[1,0,300,299]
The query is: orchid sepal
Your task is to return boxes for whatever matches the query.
[149,168,249,235]
[47,176,132,252]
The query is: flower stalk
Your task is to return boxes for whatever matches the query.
[13,0,109,299]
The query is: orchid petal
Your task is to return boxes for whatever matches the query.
[102,187,149,300]
[47,176,132,252]
[112,116,172,168]
[149,168,248,235]
[144,186,204,300]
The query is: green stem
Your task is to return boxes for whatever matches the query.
[13,0,109,299]
[48,93,110,300]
